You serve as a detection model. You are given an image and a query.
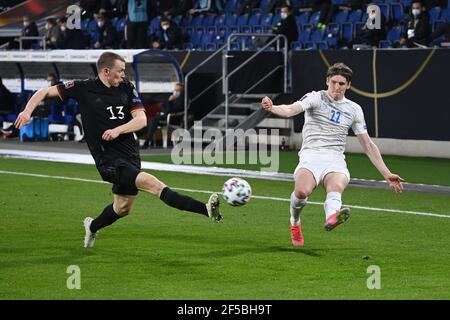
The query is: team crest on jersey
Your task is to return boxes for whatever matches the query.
[64,81,75,89]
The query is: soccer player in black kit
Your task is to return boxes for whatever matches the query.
[15,52,222,248]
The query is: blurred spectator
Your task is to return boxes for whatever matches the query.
[236,0,260,15]
[345,10,387,48]
[171,0,194,16]
[9,16,38,49]
[151,16,183,50]
[427,22,450,47]
[272,4,298,48]
[94,14,119,49]
[100,0,128,19]
[31,73,59,119]
[149,0,177,17]
[141,83,185,149]
[80,0,101,19]
[57,17,87,49]
[127,0,150,48]
[189,0,223,15]
[0,77,15,128]
[43,18,61,49]
[398,0,430,48]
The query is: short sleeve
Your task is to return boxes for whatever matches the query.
[127,82,145,113]
[296,91,321,111]
[351,105,368,135]
[56,80,83,102]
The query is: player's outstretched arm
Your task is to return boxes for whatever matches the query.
[14,86,60,129]
[261,96,304,118]
[357,133,404,193]
[102,109,147,141]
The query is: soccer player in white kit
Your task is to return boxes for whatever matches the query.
[261,63,404,246]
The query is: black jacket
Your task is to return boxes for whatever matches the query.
[156,23,183,50]
[272,14,299,48]
[404,11,431,44]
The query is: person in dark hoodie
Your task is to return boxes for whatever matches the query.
[93,13,119,49]
[151,17,183,50]
[271,4,298,49]
[398,0,430,48]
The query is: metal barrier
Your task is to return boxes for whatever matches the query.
[19,36,46,50]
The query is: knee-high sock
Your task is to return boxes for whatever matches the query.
[324,192,342,220]
[90,203,122,233]
[290,192,307,226]
[160,187,208,216]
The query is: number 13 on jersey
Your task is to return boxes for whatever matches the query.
[107,106,125,120]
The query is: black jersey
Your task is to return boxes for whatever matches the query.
[56,78,145,165]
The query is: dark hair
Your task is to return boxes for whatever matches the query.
[412,0,423,5]
[281,5,291,11]
[97,52,125,71]
[326,63,353,83]
[160,16,170,24]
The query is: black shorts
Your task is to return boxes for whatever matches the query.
[97,157,141,196]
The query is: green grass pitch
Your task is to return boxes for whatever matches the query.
[0,156,449,299]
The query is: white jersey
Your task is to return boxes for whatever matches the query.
[296,90,367,154]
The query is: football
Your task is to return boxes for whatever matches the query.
[222,177,252,206]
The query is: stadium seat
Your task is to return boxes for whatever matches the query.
[400,0,412,10]
[261,13,273,26]
[202,14,216,27]
[214,14,226,26]
[333,10,349,24]
[442,8,450,22]
[429,7,442,23]
[348,9,362,23]
[237,14,249,27]
[309,11,321,25]
[172,15,183,26]
[387,25,402,42]
[291,41,302,50]
[116,18,126,33]
[224,0,239,14]
[379,40,392,48]
[181,15,193,27]
[272,13,282,25]
[298,28,312,45]
[391,3,404,23]
[310,28,326,42]
[248,12,262,26]
[316,41,329,49]
[378,4,390,22]
[192,14,205,28]
[433,19,445,32]
[341,22,354,43]
[150,16,161,30]
[252,25,264,33]
[225,13,238,26]
[296,12,310,26]
[259,0,271,11]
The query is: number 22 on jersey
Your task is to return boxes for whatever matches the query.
[107,106,125,120]
[330,109,341,124]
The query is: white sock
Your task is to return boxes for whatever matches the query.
[324,192,342,220]
[290,192,307,226]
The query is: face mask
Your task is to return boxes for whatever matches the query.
[412,9,421,17]
[280,12,288,20]
[60,26,66,32]
[162,24,169,31]
[23,21,30,27]
[173,90,180,98]
[97,21,104,28]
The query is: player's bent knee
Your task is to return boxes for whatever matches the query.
[136,172,166,196]
[294,189,310,199]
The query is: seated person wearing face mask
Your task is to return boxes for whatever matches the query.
[271,5,299,49]
[141,83,184,149]
[398,0,431,48]
[151,17,183,50]
[94,13,119,49]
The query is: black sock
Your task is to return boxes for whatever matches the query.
[160,187,208,217]
[90,204,122,233]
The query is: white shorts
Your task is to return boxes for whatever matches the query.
[293,150,350,186]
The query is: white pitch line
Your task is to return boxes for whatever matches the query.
[1,169,449,219]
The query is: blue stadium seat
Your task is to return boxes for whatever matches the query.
[201,28,216,48]
[172,15,183,26]
[303,41,316,49]
[150,16,161,30]
[240,25,252,33]
[333,10,349,24]
[190,28,204,49]
[248,12,262,26]
[203,14,216,26]
[224,0,239,14]
[181,15,193,27]
[378,4,390,21]
[225,13,238,26]
[205,42,217,50]
[261,13,273,26]
[379,40,392,48]
[237,14,249,27]
[326,23,340,48]
[298,28,312,45]
[214,14,226,26]
[296,12,310,26]
[272,13,282,25]
[347,9,362,23]
[110,17,118,28]
[259,0,271,11]
[433,19,445,32]
[371,0,385,4]
[429,7,442,24]
[291,41,302,50]
[252,25,264,33]
[341,22,353,43]
[309,11,321,25]
[442,8,450,22]
[310,28,326,42]
[391,3,404,23]
[192,14,205,28]
[400,0,412,10]
[316,41,329,49]
[387,25,402,42]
